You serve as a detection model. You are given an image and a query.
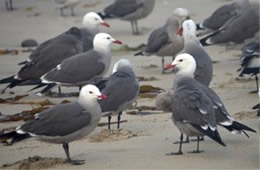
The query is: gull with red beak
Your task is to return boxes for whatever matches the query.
[164,53,255,155]
[30,33,122,95]
[81,12,110,52]
[0,84,107,165]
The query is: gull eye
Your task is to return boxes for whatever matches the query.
[89,91,93,94]
[94,18,98,21]
[107,37,111,40]
[179,59,183,62]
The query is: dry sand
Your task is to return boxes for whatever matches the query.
[0,0,259,169]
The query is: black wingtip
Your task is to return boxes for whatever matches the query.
[0,131,30,145]
[40,83,56,94]
[200,37,210,46]
[18,60,27,65]
[97,12,112,20]
[196,23,205,30]
[134,51,144,56]
[232,121,256,133]
[0,75,15,84]
[191,124,226,147]
[28,83,47,92]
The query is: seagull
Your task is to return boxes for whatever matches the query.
[0,12,110,93]
[135,8,190,73]
[164,53,256,154]
[0,84,107,165]
[98,0,155,35]
[96,59,140,129]
[197,0,250,31]
[30,33,122,95]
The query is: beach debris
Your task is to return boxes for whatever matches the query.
[88,129,146,142]
[0,97,53,106]
[138,85,164,98]
[0,49,19,55]
[0,106,49,122]
[137,76,159,81]
[1,156,64,170]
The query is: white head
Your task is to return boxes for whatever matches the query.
[177,19,197,40]
[79,84,107,102]
[82,12,110,30]
[112,59,132,73]
[165,53,196,77]
[93,33,122,53]
[171,8,190,24]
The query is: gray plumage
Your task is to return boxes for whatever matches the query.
[38,33,122,94]
[180,19,213,86]
[99,0,155,35]
[97,59,140,129]
[18,27,82,80]
[42,50,108,86]
[137,8,190,73]
[200,0,250,30]
[0,84,106,165]
[166,53,255,154]
[200,2,259,45]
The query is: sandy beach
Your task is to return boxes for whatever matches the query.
[0,0,259,169]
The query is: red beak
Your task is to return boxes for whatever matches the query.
[165,63,175,70]
[98,94,107,100]
[113,39,123,45]
[101,22,110,27]
[177,27,183,36]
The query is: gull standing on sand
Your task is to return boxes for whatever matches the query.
[0,27,82,93]
[0,84,107,165]
[31,33,122,94]
[96,59,140,130]
[135,8,190,73]
[98,0,155,35]
[200,1,259,46]
[197,0,250,31]
[0,12,109,93]
[164,53,256,154]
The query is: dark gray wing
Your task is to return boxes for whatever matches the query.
[104,0,142,17]
[17,32,82,80]
[209,6,259,44]
[145,27,170,53]
[98,71,139,112]
[43,50,105,85]
[80,28,94,52]
[184,42,213,86]
[172,78,216,129]
[20,102,91,137]
[202,3,237,30]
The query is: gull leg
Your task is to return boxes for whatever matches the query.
[108,114,112,130]
[131,21,135,35]
[188,137,204,153]
[62,143,85,165]
[167,133,183,155]
[249,75,259,94]
[117,111,122,129]
[70,7,75,16]
[161,57,165,74]
[173,135,190,144]
[135,20,139,35]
